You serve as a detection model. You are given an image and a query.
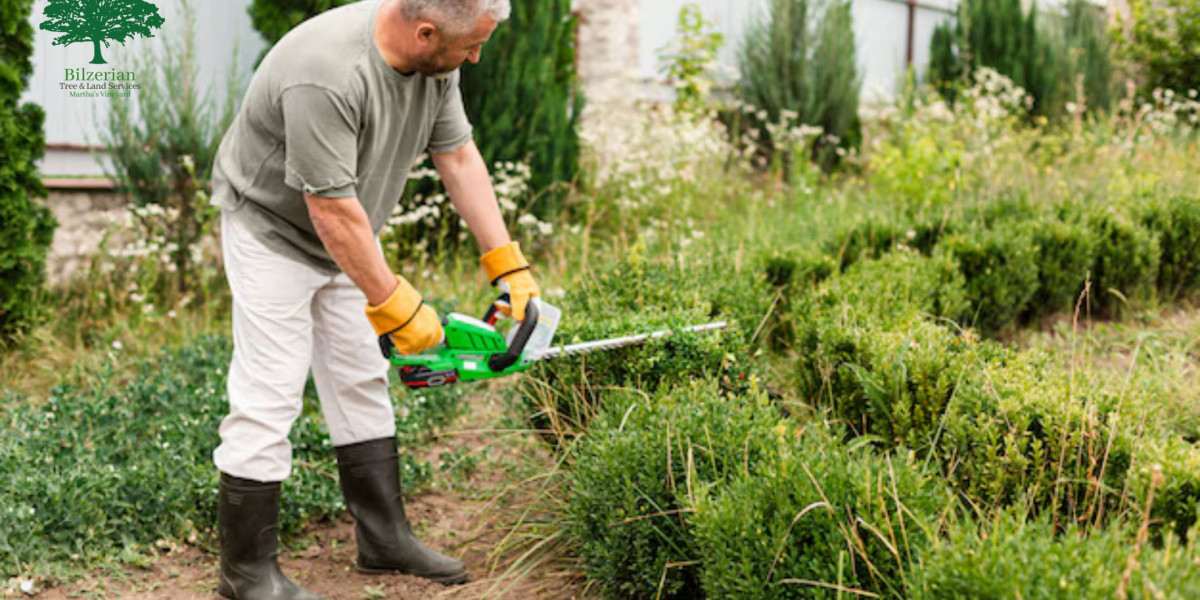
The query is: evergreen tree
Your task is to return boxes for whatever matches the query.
[1065,0,1114,112]
[1,0,57,343]
[459,0,580,204]
[929,0,1076,118]
[737,0,862,167]
[928,21,961,102]
[39,0,166,65]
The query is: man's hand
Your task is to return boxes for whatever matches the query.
[364,276,444,355]
[481,242,540,321]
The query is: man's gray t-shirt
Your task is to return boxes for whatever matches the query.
[210,0,473,274]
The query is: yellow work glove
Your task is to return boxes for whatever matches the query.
[364,276,444,356]
[481,241,541,322]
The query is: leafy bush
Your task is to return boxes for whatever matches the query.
[693,426,951,600]
[911,513,1200,599]
[1114,0,1200,98]
[935,348,1134,517]
[736,0,862,165]
[568,381,786,600]
[1087,209,1160,317]
[0,0,56,344]
[827,213,961,271]
[1028,216,1097,320]
[829,321,984,448]
[1141,194,1200,301]
[519,257,770,440]
[1127,436,1200,543]
[658,3,725,117]
[790,252,977,443]
[936,224,1039,336]
[0,336,464,580]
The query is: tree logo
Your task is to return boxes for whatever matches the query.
[40,0,166,65]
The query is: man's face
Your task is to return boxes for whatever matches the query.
[414,14,497,78]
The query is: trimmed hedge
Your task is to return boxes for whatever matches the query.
[911,514,1200,599]
[519,257,771,440]
[568,380,786,600]
[1142,194,1200,301]
[1087,209,1160,317]
[693,428,951,599]
[935,224,1040,336]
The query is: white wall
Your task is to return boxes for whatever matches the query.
[25,0,265,176]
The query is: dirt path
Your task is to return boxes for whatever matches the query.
[34,390,592,600]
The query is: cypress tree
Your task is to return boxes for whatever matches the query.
[0,0,57,343]
[459,0,579,206]
[930,0,1075,118]
[736,0,863,167]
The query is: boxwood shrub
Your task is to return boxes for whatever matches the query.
[519,257,770,441]
[910,513,1200,599]
[567,380,787,600]
[1028,216,1097,320]
[1087,209,1160,317]
[1141,194,1200,301]
[935,224,1040,336]
[692,426,952,600]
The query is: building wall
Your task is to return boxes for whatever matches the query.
[576,0,641,117]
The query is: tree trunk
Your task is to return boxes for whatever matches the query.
[90,39,106,65]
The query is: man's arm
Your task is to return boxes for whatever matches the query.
[305,193,396,305]
[432,140,511,254]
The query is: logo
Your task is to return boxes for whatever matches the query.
[39,0,166,65]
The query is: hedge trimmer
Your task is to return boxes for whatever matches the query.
[379,296,727,388]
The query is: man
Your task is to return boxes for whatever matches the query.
[207,0,539,597]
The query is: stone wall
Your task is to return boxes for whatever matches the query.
[42,189,130,285]
[576,0,641,119]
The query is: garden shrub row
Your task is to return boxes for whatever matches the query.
[0,336,463,578]
[828,193,1200,335]
[538,192,1200,598]
[568,381,786,599]
[568,379,952,600]
[518,254,773,441]
[911,513,1200,599]
[780,244,1200,536]
[553,247,1200,599]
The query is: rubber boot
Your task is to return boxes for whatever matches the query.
[335,438,468,584]
[217,473,324,600]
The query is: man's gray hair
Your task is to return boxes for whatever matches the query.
[399,0,511,37]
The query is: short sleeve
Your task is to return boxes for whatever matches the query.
[281,85,359,198]
[427,70,474,154]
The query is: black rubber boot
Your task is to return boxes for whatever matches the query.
[217,473,324,600]
[336,438,468,584]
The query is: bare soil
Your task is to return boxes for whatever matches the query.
[31,391,592,600]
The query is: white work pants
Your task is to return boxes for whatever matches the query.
[213,208,395,483]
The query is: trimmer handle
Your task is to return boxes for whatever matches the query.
[482,292,539,372]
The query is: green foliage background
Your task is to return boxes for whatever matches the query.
[0,0,56,345]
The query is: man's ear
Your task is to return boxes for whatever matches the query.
[415,22,437,47]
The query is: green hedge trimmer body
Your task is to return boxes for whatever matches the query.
[380,297,726,388]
